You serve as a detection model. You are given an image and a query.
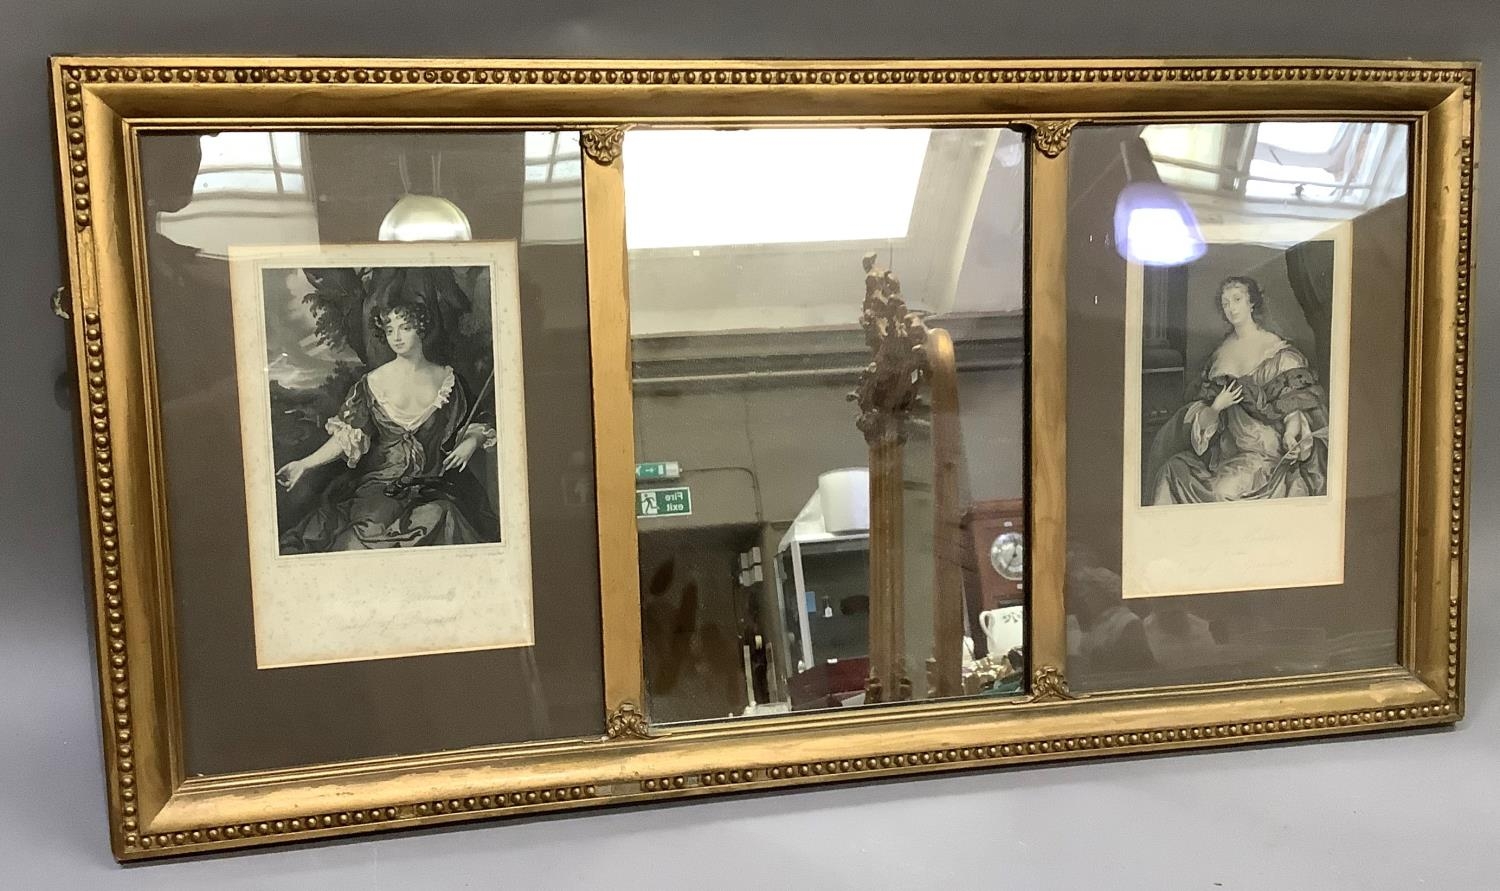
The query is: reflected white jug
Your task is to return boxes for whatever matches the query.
[979,606,1024,658]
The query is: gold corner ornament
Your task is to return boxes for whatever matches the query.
[1029,120,1077,158]
[1027,665,1074,702]
[581,126,628,165]
[605,701,651,740]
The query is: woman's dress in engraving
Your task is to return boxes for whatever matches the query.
[280,367,499,552]
[1148,339,1328,504]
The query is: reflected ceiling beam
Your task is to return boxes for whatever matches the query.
[631,313,1023,393]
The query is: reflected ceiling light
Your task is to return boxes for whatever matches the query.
[1113,136,1205,267]
[379,194,473,242]
[623,128,931,250]
[379,154,472,242]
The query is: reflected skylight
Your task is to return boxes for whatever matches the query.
[521,131,585,245]
[191,131,306,195]
[1140,125,1226,191]
[623,128,931,250]
[1256,121,1344,153]
[1244,161,1340,201]
[154,131,319,257]
[523,131,582,185]
[1140,121,1407,213]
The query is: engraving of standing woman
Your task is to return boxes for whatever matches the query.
[1146,275,1329,505]
[276,295,500,552]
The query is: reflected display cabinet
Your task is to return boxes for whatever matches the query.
[48,56,1476,859]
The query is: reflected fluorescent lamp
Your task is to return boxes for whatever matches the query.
[1112,136,1205,267]
[378,154,473,242]
[378,194,473,242]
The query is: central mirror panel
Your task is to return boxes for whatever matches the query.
[623,127,1029,722]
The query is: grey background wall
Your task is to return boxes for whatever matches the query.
[2,1,1498,887]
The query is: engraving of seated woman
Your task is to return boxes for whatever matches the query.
[276,298,500,552]
[1146,275,1329,505]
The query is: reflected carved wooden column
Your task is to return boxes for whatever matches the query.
[852,253,927,704]
[925,328,965,699]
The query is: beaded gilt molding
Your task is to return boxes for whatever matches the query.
[127,697,1455,855]
[51,56,1474,860]
[55,59,1477,91]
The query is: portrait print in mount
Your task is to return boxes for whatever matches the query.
[266,264,502,554]
[230,242,535,668]
[1122,222,1352,599]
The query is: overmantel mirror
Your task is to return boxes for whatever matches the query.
[49,56,1475,859]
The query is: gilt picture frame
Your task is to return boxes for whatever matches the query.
[50,56,1475,860]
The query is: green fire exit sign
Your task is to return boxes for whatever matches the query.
[637,486,692,519]
[635,461,681,481]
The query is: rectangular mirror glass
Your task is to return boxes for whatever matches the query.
[623,127,1029,721]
